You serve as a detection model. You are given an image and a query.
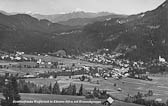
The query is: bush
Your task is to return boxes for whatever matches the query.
[98,95,109,99]
[85,94,95,99]
[98,91,109,99]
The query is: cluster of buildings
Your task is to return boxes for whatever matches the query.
[0,51,33,62]
[79,50,155,80]
[1,49,167,81]
[33,50,152,80]
[82,52,123,65]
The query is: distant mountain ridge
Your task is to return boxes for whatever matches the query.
[0,13,77,33]
[0,10,126,26]
[58,14,127,26]
[31,11,114,23]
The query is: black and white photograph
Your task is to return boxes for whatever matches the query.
[0,0,168,106]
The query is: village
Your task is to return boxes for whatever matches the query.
[0,50,149,80]
[0,49,167,80]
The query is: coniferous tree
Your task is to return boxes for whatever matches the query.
[93,87,100,97]
[78,84,83,96]
[72,84,76,95]
[52,81,60,94]
[0,76,4,92]
[66,84,77,95]
[61,88,66,95]
[38,87,43,93]
[23,85,30,93]
[11,77,20,101]
[1,76,21,106]
[66,84,73,95]
[48,83,52,94]
[41,85,50,94]
[61,84,77,95]
[166,99,168,106]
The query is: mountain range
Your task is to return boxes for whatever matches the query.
[32,11,113,23]
[0,0,167,61]
[0,11,126,26]
[31,11,126,26]
[58,14,127,26]
[0,13,81,53]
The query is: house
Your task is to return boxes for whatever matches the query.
[49,75,54,79]
[155,98,162,102]
[107,97,114,104]
[37,59,42,64]
[15,57,22,61]
[47,62,52,65]
[123,73,130,77]
[16,51,24,56]
[159,56,166,63]
[102,97,114,106]
[23,75,36,78]
[95,73,100,77]
[117,88,122,91]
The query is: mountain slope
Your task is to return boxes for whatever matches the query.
[58,14,127,26]
[0,13,77,33]
[0,13,82,53]
[82,0,168,60]
[0,0,167,60]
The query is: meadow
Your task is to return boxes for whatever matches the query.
[0,93,143,106]
[24,75,168,103]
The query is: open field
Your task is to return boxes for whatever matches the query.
[24,76,168,103]
[23,54,113,68]
[0,93,143,106]
[0,54,113,75]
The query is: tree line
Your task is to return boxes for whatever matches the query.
[0,75,20,106]
[17,79,84,96]
[124,91,168,106]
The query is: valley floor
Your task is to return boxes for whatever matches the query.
[0,93,143,106]
[0,54,168,105]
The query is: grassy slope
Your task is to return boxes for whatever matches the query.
[24,76,168,103]
[0,93,143,106]
[0,55,168,103]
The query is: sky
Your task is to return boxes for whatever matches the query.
[0,0,166,15]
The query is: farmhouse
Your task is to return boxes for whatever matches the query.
[49,75,54,79]
[23,74,36,78]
